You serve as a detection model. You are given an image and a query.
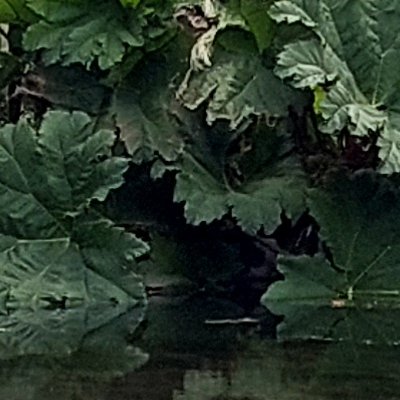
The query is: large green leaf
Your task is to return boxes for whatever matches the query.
[178,46,305,129]
[172,9,308,231]
[270,0,400,174]
[174,114,306,233]
[112,49,186,163]
[175,0,307,128]
[0,110,148,314]
[23,0,145,69]
[32,111,127,216]
[262,173,400,343]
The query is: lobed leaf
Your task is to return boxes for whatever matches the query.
[179,47,305,129]
[270,0,400,173]
[32,111,128,216]
[23,0,145,69]
[262,172,400,343]
[112,50,185,164]
[174,118,306,233]
[0,111,147,315]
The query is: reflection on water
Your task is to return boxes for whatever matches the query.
[0,300,146,358]
[0,305,148,400]
[1,297,400,400]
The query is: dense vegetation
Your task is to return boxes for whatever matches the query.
[1,0,400,347]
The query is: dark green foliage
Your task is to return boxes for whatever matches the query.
[263,173,400,343]
[24,0,143,69]
[270,0,400,174]
[112,43,188,163]
[1,0,400,351]
[174,118,307,233]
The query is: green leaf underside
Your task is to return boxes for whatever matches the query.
[174,29,308,232]
[0,111,147,315]
[263,173,400,344]
[113,54,184,163]
[270,0,400,174]
[174,121,306,233]
[23,0,145,69]
[179,47,306,129]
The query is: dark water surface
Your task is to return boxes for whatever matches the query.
[1,297,399,400]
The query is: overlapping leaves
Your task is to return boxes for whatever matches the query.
[172,21,308,232]
[0,110,147,315]
[178,45,305,129]
[270,0,400,173]
[262,173,400,344]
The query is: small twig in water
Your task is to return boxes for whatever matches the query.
[204,317,259,325]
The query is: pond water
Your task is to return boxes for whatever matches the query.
[1,297,399,400]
